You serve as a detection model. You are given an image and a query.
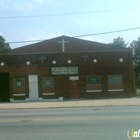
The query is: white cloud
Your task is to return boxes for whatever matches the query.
[0,0,11,9]
[76,17,99,27]
[32,0,43,3]
[12,2,33,12]
[0,0,45,12]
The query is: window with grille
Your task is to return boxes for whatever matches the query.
[108,75,123,85]
[108,75,123,91]
[86,76,101,85]
[13,78,25,88]
[42,77,54,87]
[86,76,101,92]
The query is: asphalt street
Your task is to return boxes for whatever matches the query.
[0,106,140,140]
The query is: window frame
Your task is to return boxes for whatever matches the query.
[13,78,25,88]
[108,75,123,85]
[42,77,54,87]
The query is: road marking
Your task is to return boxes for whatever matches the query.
[0,115,140,123]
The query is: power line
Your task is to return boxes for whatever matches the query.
[74,27,140,37]
[6,26,140,44]
[0,7,140,19]
[7,39,45,44]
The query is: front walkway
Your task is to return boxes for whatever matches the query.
[0,98,140,110]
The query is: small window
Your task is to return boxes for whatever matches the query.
[113,78,117,81]
[91,79,96,82]
[17,81,22,86]
[13,78,25,88]
[46,80,51,85]
[42,77,54,87]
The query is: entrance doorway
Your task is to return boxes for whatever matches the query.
[29,75,39,101]
[0,72,10,102]
[69,76,79,99]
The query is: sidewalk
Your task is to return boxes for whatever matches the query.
[0,98,140,110]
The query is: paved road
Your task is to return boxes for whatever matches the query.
[0,106,140,140]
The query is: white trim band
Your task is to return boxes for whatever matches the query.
[59,97,63,100]
[10,98,14,102]
[43,93,55,95]
[108,89,124,92]
[13,94,25,96]
[69,76,79,80]
[86,90,102,92]
[39,98,43,101]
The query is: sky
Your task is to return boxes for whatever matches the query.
[0,0,140,49]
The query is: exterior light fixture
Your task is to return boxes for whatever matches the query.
[93,59,97,63]
[0,62,4,66]
[26,61,30,65]
[52,60,56,64]
[68,60,71,64]
[119,58,123,62]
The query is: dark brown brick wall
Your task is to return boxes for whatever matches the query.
[0,51,135,100]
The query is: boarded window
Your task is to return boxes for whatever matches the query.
[86,76,101,85]
[13,78,25,88]
[42,77,54,87]
[86,76,101,92]
[108,75,123,85]
[108,75,123,91]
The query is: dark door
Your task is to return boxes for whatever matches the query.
[0,73,10,102]
[70,80,79,99]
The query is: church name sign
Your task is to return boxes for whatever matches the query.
[51,67,78,75]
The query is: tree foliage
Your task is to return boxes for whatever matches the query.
[130,37,140,88]
[110,36,128,48]
[0,35,11,53]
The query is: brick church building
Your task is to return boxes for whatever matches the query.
[0,36,135,102]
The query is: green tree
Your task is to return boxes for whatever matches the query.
[0,35,11,53]
[110,36,128,48]
[130,37,140,88]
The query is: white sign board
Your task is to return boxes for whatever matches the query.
[69,76,79,80]
[51,67,78,75]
